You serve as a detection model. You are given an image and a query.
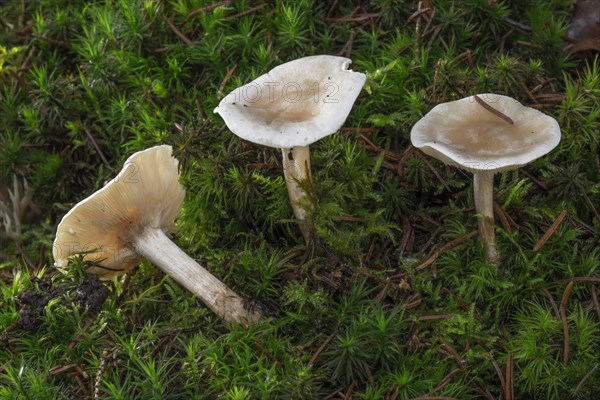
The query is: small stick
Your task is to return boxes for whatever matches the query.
[466,49,474,69]
[94,351,108,399]
[254,342,281,368]
[343,382,355,400]
[19,0,24,27]
[542,287,560,320]
[582,192,600,225]
[438,337,464,368]
[324,389,345,400]
[405,6,431,26]
[326,13,381,24]
[417,152,451,192]
[340,127,377,133]
[30,33,70,48]
[484,350,506,399]
[566,277,600,284]
[195,98,207,120]
[37,245,46,269]
[69,372,88,393]
[399,216,414,254]
[69,318,95,349]
[415,231,478,273]
[230,4,268,19]
[533,210,567,252]
[219,63,238,92]
[183,0,232,24]
[74,365,89,380]
[425,26,442,52]
[339,215,368,223]
[337,30,356,58]
[375,277,392,302]
[517,80,536,103]
[503,17,532,34]
[417,314,454,321]
[592,287,600,323]
[560,281,574,366]
[163,16,194,45]
[7,68,32,94]
[307,333,335,366]
[326,0,340,18]
[504,354,513,400]
[84,128,112,170]
[493,202,512,234]
[404,298,421,309]
[434,368,461,391]
[530,78,556,94]
[14,242,35,270]
[414,1,423,50]
[474,95,514,125]
[365,237,377,261]
[574,363,599,395]
[363,362,374,386]
[440,289,485,326]
[410,397,459,400]
[422,7,435,36]
[520,169,548,190]
[360,134,402,161]
[4,321,18,334]
[499,28,515,54]
[50,364,78,376]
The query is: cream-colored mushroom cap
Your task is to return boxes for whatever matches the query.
[214,55,366,148]
[52,145,185,278]
[411,94,561,173]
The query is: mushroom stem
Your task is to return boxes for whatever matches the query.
[281,146,313,243]
[132,228,261,325]
[473,172,499,265]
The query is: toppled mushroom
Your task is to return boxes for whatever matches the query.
[411,94,561,265]
[53,145,260,325]
[214,55,366,243]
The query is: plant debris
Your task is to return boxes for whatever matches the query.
[74,275,109,312]
[17,277,59,330]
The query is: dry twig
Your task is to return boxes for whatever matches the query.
[474,95,514,124]
[533,210,567,252]
[560,281,574,366]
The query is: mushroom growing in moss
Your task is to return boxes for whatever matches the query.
[53,145,260,325]
[411,94,561,265]
[214,55,366,243]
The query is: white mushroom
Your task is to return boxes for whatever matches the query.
[411,94,561,265]
[214,55,366,243]
[53,145,260,325]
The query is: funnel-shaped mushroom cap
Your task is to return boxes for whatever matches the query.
[53,145,185,278]
[214,55,366,148]
[411,94,561,173]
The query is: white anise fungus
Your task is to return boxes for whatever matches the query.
[214,55,366,243]
[411,94,561,265]
[53,145,260,325]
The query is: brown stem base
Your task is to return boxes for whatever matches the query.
[473,172,500,265]
[281,146,314,244]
